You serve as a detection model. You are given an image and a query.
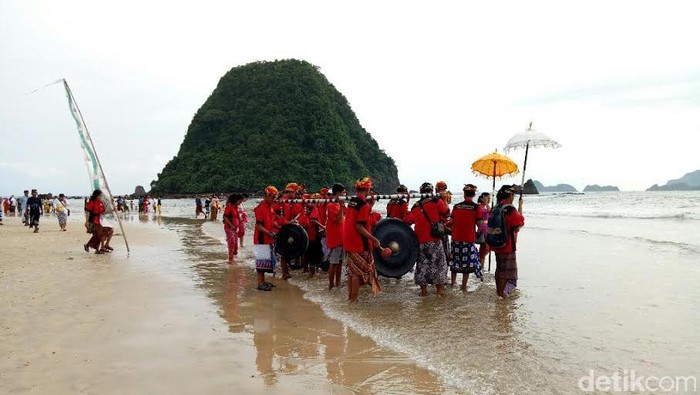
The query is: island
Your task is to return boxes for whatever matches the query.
[647,170,700,191]
[583,185,620,192]
[149,59,400,194]
[533,180,578,193]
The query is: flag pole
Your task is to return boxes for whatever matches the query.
[63,79,131,253]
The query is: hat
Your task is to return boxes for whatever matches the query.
[311,193,322,199]
[419,182,434,193]
[354,177,372,191]
[319,187,330,196]
[499,184,516,194]
[396,184,408,193]
[462,184,477,192]
[436,181,447,190]
[331,183,346,195]
[284,183,300,192]
[264,186,279,197]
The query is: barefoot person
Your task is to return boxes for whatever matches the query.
[223,193,243,264]
[405,182,450,297]
[476,192,491,267]
[301,194,324,278]
[54,193,69,231]
[448,184,482,291]
[490,185,525,298]
[253,186,279,291]
[26,189,43,233]
[84,189,113,254]
[326,183,346,290]
[344,177,382,302]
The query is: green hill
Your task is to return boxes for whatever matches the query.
[150,59,400,194]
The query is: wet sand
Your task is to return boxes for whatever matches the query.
[0,217,453,394]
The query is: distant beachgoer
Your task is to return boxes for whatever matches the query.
[210,195,220,221]
[386,185,409,220]
[26,189,43,233]
[138,197,144,213]
[84,189,114,254]
[18,190,29,224]
[476,192,491,267]
[204,197,211,217]
[54,193,69,231]
[404,182,450,297]
[237,194,249,247]
[491,185,525,298]
[156,198,162,215]
[223,194,243,264]
[253,186,279,291]
[195,197,203,217]
[143,196,150,213]
[318,187,330,266]
[448,184,482,291]
[326,183,346,290]
[344,177,382,302]
[3,197,9,215]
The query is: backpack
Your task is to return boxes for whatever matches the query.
[486,203,514,248]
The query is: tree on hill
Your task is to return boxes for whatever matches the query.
[150,59,400,194]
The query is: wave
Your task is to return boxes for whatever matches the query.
[529,211,700,221]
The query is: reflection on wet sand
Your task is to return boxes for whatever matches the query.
[168,217,455,394]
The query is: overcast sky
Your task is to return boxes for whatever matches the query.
[1,0,699,195]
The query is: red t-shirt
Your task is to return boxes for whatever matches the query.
[86,200,105,225]
[300,207,320,241]
[369,211,382,229]
[254,201,276,245]
[492,201,525,254]
[318,204,327,227]
[450,199,478,242]
[223,204,239,230]
[343,196,371,253]
[325,202,344,249]
[405,197,450,243]
[386,199,408,220]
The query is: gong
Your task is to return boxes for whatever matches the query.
[372,218,418,278]
[274,223,309,258]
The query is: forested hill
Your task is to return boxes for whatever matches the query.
[150,59,400,194]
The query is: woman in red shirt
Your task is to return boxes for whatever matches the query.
[404,182,450,297]
[84,189,114,254]
[223,193,243,264]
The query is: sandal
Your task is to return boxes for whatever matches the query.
[256,284,272,291]
[95,250,105,255]
[264,282,276,288]
[84,244,89,252]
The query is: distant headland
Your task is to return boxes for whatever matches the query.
[647,170,700,191]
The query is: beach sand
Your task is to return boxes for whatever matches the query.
[0,217,453,394]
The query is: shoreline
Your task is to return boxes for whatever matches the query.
[0,216,456,394]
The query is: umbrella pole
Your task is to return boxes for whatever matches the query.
[488,164,496,272]
[519,141,530,212]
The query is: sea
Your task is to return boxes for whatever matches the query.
[69,192,700,393]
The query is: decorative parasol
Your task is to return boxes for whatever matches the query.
[471,150,519,273]
[504,122,561,202]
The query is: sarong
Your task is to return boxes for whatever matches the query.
[254,244,276,273]
[495,252,518,297]
[56,210,68,227]
[87,224,103,249]
[414,241,448,286]
[305,240,323,268]
[450,241,482,278]
[346,251,381,296]
[225,227,238,256]
[196,205,203,215]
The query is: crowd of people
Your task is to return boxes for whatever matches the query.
[1,189,71,232]
[229,177,525,300]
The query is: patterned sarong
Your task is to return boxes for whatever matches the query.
[346,251,381,296]
[56,210,68,227]
[254,244,276,273]
[450,241,482,278]
[414,241,448,286]
[495,252,518,297]
[225,227,238,256]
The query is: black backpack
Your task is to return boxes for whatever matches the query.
[486,203,514,249]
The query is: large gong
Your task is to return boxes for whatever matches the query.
[372,218,418,278]
[274,223,309,258]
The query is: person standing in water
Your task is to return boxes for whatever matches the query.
[476,192,491,268]
[26,189,43,233]
[344,177,383,302]
[490,185,525,298]
[195,197,204,217]
[253,186,279,291]
[404,182,450,297]
[326,183,346,290]
[223,193,243,264]
[448,184,482,291]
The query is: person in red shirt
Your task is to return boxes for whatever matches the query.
[253,186,279,291]
[368,190,382,229]
[276,183,303,277]
[223,193,243,264]
[386,185,409,220]
[301,195,325,278]
[84,189,114,254]
[404,182,450,297]
[492,185,525,298]
[344,177,383,302]
[448,184,482,291]
[326,183,346,290]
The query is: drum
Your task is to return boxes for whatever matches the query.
[372,218,419,278]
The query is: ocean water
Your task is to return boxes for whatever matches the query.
[92,192,700,393]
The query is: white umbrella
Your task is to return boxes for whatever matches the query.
[504,122,561,202]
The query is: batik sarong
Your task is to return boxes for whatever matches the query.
[495,252,518,297]
[346,251,381,296]
[414,241,448,286]
[450,241,482,278]
[225,227,238,256]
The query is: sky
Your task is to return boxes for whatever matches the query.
[1,0,699,196]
